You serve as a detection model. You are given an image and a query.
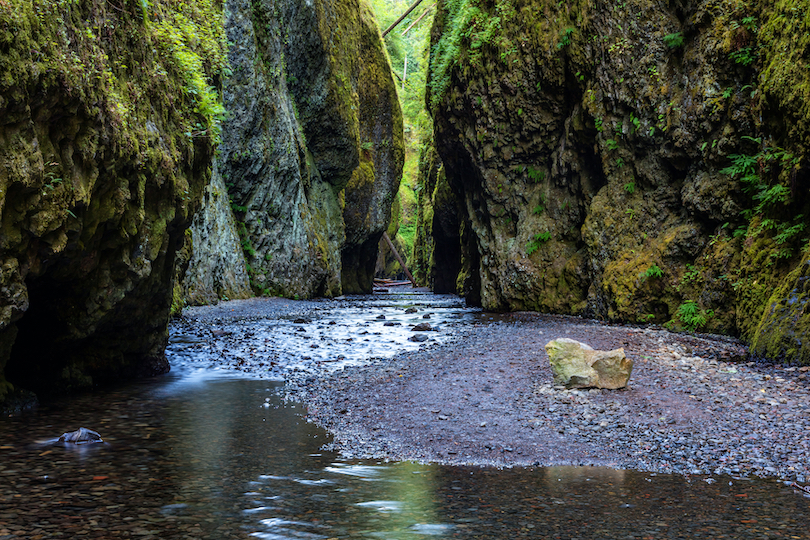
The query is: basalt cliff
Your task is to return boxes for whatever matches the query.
[182,0,403,302]
[417,0,810,364]
[0,0,402,410]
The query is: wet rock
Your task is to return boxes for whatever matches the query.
[58,427,103,444]
[411,322,432,332]
[544,338,632,389]
[409,334,429,343]
[405,307,418,314]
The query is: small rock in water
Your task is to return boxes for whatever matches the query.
[411,322,432,332]
[405,307,418,314]
[409,334,429,343]
[384,322,401,327]
[293,318,311,324]
[58,427,103,444]
[376,314,386,320]
[422,314,431,319]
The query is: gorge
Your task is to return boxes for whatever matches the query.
[2,0,810,413]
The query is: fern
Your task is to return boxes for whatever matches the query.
[676,300,712,331]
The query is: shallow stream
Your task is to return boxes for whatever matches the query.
[1,292,808,539]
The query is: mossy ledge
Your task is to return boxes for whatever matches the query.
[0,0,225,407]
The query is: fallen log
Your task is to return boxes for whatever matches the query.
[381,0,425,37]
[401,3,435,36]
[382,232,417,287]
[374,280,412,288]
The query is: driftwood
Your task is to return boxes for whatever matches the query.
[792,482,810,495]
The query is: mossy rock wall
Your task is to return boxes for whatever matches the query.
[195,0,403,299]
[0,0,225,406]
[425,0,810,363]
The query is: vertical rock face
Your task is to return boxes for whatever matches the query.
[0,0,226,405]
[423,0,810,363]
[183,0,404,300]
[181,166,252,306]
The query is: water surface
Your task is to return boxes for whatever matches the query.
[1,293,808,539]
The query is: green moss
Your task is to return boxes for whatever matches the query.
[749,242,810,365]
[0,0,226,223]
[759,0,810,154]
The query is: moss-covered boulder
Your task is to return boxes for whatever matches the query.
[0,0,226,407]
[423,0,810,363]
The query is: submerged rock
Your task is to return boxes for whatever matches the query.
[58,428,103,444]
[545,338,632,390]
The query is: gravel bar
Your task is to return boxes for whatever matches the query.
[286,312,810,483]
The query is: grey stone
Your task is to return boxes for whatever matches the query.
[58,427,103,444]
[544,338,633,389]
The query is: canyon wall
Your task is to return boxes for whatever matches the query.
[0,0,403,409]
[421,0,810,364]
[182,0,404,301]
[0,0,226,407]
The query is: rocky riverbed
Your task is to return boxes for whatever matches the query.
[282,312,810,484]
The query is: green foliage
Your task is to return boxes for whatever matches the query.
[629,113,640,133]
[153,11,228,142]
[677,263,702,292]
[605,139,619,151]
[526,231,551,255]
[675,300,713,332]
[527,166,545,183]
[640,264,663,280]
[427,0,477,111]
[624,181,635,194]
[236,221,256,259]
[557,27,574,49]
[729,47,757,66]
[427,0,527,111]
[721,141,801,253]
[663,32,684,49]
[369,0,431,269]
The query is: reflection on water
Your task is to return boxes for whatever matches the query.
[1,374,808,539]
